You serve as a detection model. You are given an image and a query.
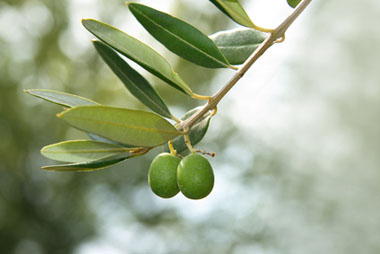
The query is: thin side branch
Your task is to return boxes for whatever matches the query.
[177,0,312,131]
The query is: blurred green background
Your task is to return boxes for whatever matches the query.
[1,0,379,253]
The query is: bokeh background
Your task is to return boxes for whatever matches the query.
[1,0,380,253]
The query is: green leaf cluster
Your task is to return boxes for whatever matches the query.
[26,0,272,171]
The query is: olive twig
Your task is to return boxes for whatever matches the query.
[176,0,312,132]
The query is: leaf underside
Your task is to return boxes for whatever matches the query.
[58,105,181,147]
[41,140,131,163]
[25,89,99,108]
[209,0,255,28]
[87,133,136,148]
[210,28,268,65]
[42,153,130,172]
[128,3,230,69]
[93,40,172,119]
[82,19,192,95]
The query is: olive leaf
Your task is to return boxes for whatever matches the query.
[24,89,127,147]
[41,140,131,163]
[58,105,182,147]
[82,19,192,95]
[24,89,99,108]
[287,0,302,8]
[87,133,136,148]
[93,40,172,119]
[128,3,231,69]
[210,28,268,65]
[209,0,255,28]
[42,153,130,172]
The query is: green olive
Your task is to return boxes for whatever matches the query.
[148,153,181,198]
[177,154,214,200]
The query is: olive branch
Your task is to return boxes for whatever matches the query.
[25,0,312,173]
[178,0,312,131]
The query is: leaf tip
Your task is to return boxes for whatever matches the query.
[41,166,56,171]
[40,145,48,154]
[81,18,92,27]
[126,2,137,8]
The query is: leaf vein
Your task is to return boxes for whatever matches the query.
[64,115,179,135]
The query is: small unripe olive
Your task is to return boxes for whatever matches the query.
[177,154,214,200]
[148,153,181,198]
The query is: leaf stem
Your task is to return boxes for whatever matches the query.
[177,0,312,131]
[229,65,239,70]
[191,93,212,101]
[171,115,182,123]
[252,24,274,34]
[183,129,196,154]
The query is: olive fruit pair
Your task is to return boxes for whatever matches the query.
[148,153,214,200]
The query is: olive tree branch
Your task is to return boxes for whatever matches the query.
[177,0,312,131]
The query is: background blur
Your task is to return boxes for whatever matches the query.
[1,0,379,253]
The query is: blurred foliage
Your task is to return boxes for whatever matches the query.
[1,0,380,253]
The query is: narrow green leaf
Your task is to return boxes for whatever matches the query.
[87,133,136,148]
[287,0,301,8]
[128,3,231,69]
[42,153,130,172]
[24,89,124,146]
[58,105,182,147]
[41,140,131,163]
[82,19,192,95]
[210,28,268,65]
[92,40,172,119]
[209,0,255,28]
[164,107,211,155]
[24,89,99,108]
